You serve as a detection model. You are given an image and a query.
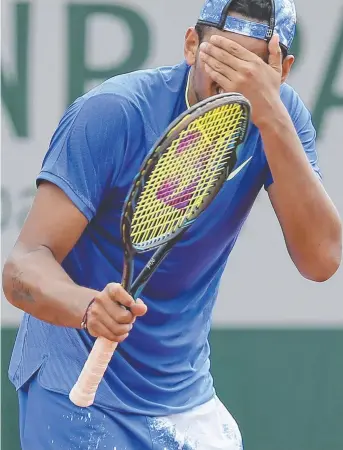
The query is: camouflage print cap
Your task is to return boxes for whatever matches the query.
[198,0,297,51]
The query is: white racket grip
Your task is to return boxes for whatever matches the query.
[69,337,118,407]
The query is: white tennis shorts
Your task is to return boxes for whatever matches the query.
[146,395,243,449]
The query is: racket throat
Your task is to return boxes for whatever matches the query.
[121,251,134,293]
[130,238,179,299]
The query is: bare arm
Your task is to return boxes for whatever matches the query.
[262,103,342,281]
[199,35,342,282]
[2,182,96,327]
[2,182,147,338]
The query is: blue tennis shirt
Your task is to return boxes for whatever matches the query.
[9,61,321,415]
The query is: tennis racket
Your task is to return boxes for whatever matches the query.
[69,92,251,407]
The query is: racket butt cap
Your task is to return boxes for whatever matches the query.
[69,386,95,408]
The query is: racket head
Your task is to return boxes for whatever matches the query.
[121,92,251,254]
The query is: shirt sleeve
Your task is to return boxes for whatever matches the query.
[37,94,130,221]
[264,89,322,190]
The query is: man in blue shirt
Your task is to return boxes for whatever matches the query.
[3,0,341,448]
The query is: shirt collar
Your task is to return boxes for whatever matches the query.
[185,67,191,109]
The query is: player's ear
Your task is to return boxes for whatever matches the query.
[281,55,295,83]
[184,27,199,66]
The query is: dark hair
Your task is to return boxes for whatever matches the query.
[195,0,288,59]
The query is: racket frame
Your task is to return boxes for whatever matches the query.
[121,93,250,298]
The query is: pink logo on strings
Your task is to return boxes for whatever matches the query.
[156,177,200,210]
[176,130,202,154]
[156,129,205,210]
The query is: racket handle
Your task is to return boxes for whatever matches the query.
[69,337,118,407]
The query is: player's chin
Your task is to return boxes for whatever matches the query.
[196,91,222,103]
[210,86,226,98]
[195,84,226,103]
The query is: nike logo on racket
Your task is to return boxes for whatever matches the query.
[227,156,252,181]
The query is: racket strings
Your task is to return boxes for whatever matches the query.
[132,106,242,243]
[131,103,245,246]
[133,106,241,237]
[135,108,239,215]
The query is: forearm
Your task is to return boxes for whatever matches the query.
[259,102,342,279]
[2,243,97,328]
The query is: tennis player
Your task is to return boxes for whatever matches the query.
[3,0,341,448]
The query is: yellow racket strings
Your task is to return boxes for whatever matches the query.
[131,103,243,245]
